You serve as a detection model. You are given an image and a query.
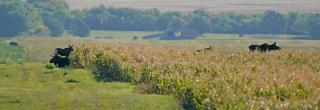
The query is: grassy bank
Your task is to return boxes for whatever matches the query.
[0,39,25,63]
[0,63,181,110]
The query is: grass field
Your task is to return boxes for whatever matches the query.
[90,30,161,40]
[0,63,181,110]
[66,0,320,13]
[13,31,320,61]
[0,34,184,110]
[6,30,320,109]
[0,39,25,64]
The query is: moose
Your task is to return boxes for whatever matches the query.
[49,54,70,67]
[55,45,74,57]
[196,46,213,52]
[249,42,281,52]
[49,45,74,67]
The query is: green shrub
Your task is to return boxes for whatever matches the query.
[133,36,138,40]
[91,53,121,82]
[45,63,55,70]
[65,79,80,83]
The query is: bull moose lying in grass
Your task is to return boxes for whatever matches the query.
[50,45,74,67]
[249,42,281,52]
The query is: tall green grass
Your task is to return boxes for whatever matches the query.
[0,63,181,110]
[0,39,25,63]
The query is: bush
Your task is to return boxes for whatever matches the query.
[133,36,138,40]
[0,0,40,37]
[91,53,121,82]
[45,63,55,69]
[65,79,80,83]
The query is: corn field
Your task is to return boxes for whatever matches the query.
[70,43,320,110]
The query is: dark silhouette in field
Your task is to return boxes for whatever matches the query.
[9,41,18,46]
[50,45,74,67]
[249,42,281,52]
[55,45,74,57]
[205,46,213,50]
[49,54,70,67]
[268,42,281,51]
[196,46,213,52]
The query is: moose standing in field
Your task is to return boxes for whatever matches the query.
[49,45,74,67]
[196,46,213,52]
[49,53,71,67]
[249,42,281,52]
[55,45,74,57]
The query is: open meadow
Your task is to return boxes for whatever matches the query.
[3,31,318,109]
[0,38,181,110]
[2,0,320,109]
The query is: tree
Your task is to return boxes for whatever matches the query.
[211,15,234,33]
[66,17,90,37]
[157,11,188,30]
[27,0,70,36]
[188,15,212,35]
[26,0,69,21]
[260,10,286,34]
[308,14,320,38]
[0,0,41,37]
[43,17,65,36]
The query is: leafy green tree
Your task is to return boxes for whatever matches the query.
[211,15,234,33]
[83,5,113,29]
[26,0,69,21]
[26,0,69,36]
[0,0,40,37]
[260,10,286,34]
[43,17,65,36]
[285,13,309,35]
[157,11,188,30]
[308,14,320,38]
[188,15,212,35]
[66,17,90,37]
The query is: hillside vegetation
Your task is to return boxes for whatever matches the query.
[70,43,320,109]
[11,34,320,110]
[2,0,320,39]
[0,63,181,110]
[0,39,25,63]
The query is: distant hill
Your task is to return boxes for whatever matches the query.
[66,0,320,13]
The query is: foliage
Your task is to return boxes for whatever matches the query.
[26,0,69,21]
[0,63,181,110]
[65,16,90,37]
[0,0,41,37]
[91,52,122,82]
[1,0,320,37]
[71,44,320,110]
[0,39,25,63]
[45,63,55,69]
[43,17,65,36]
[78,6,320,37]
[259,10,286,34]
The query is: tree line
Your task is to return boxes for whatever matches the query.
[0,0,89,37]
[1,0,320,38]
